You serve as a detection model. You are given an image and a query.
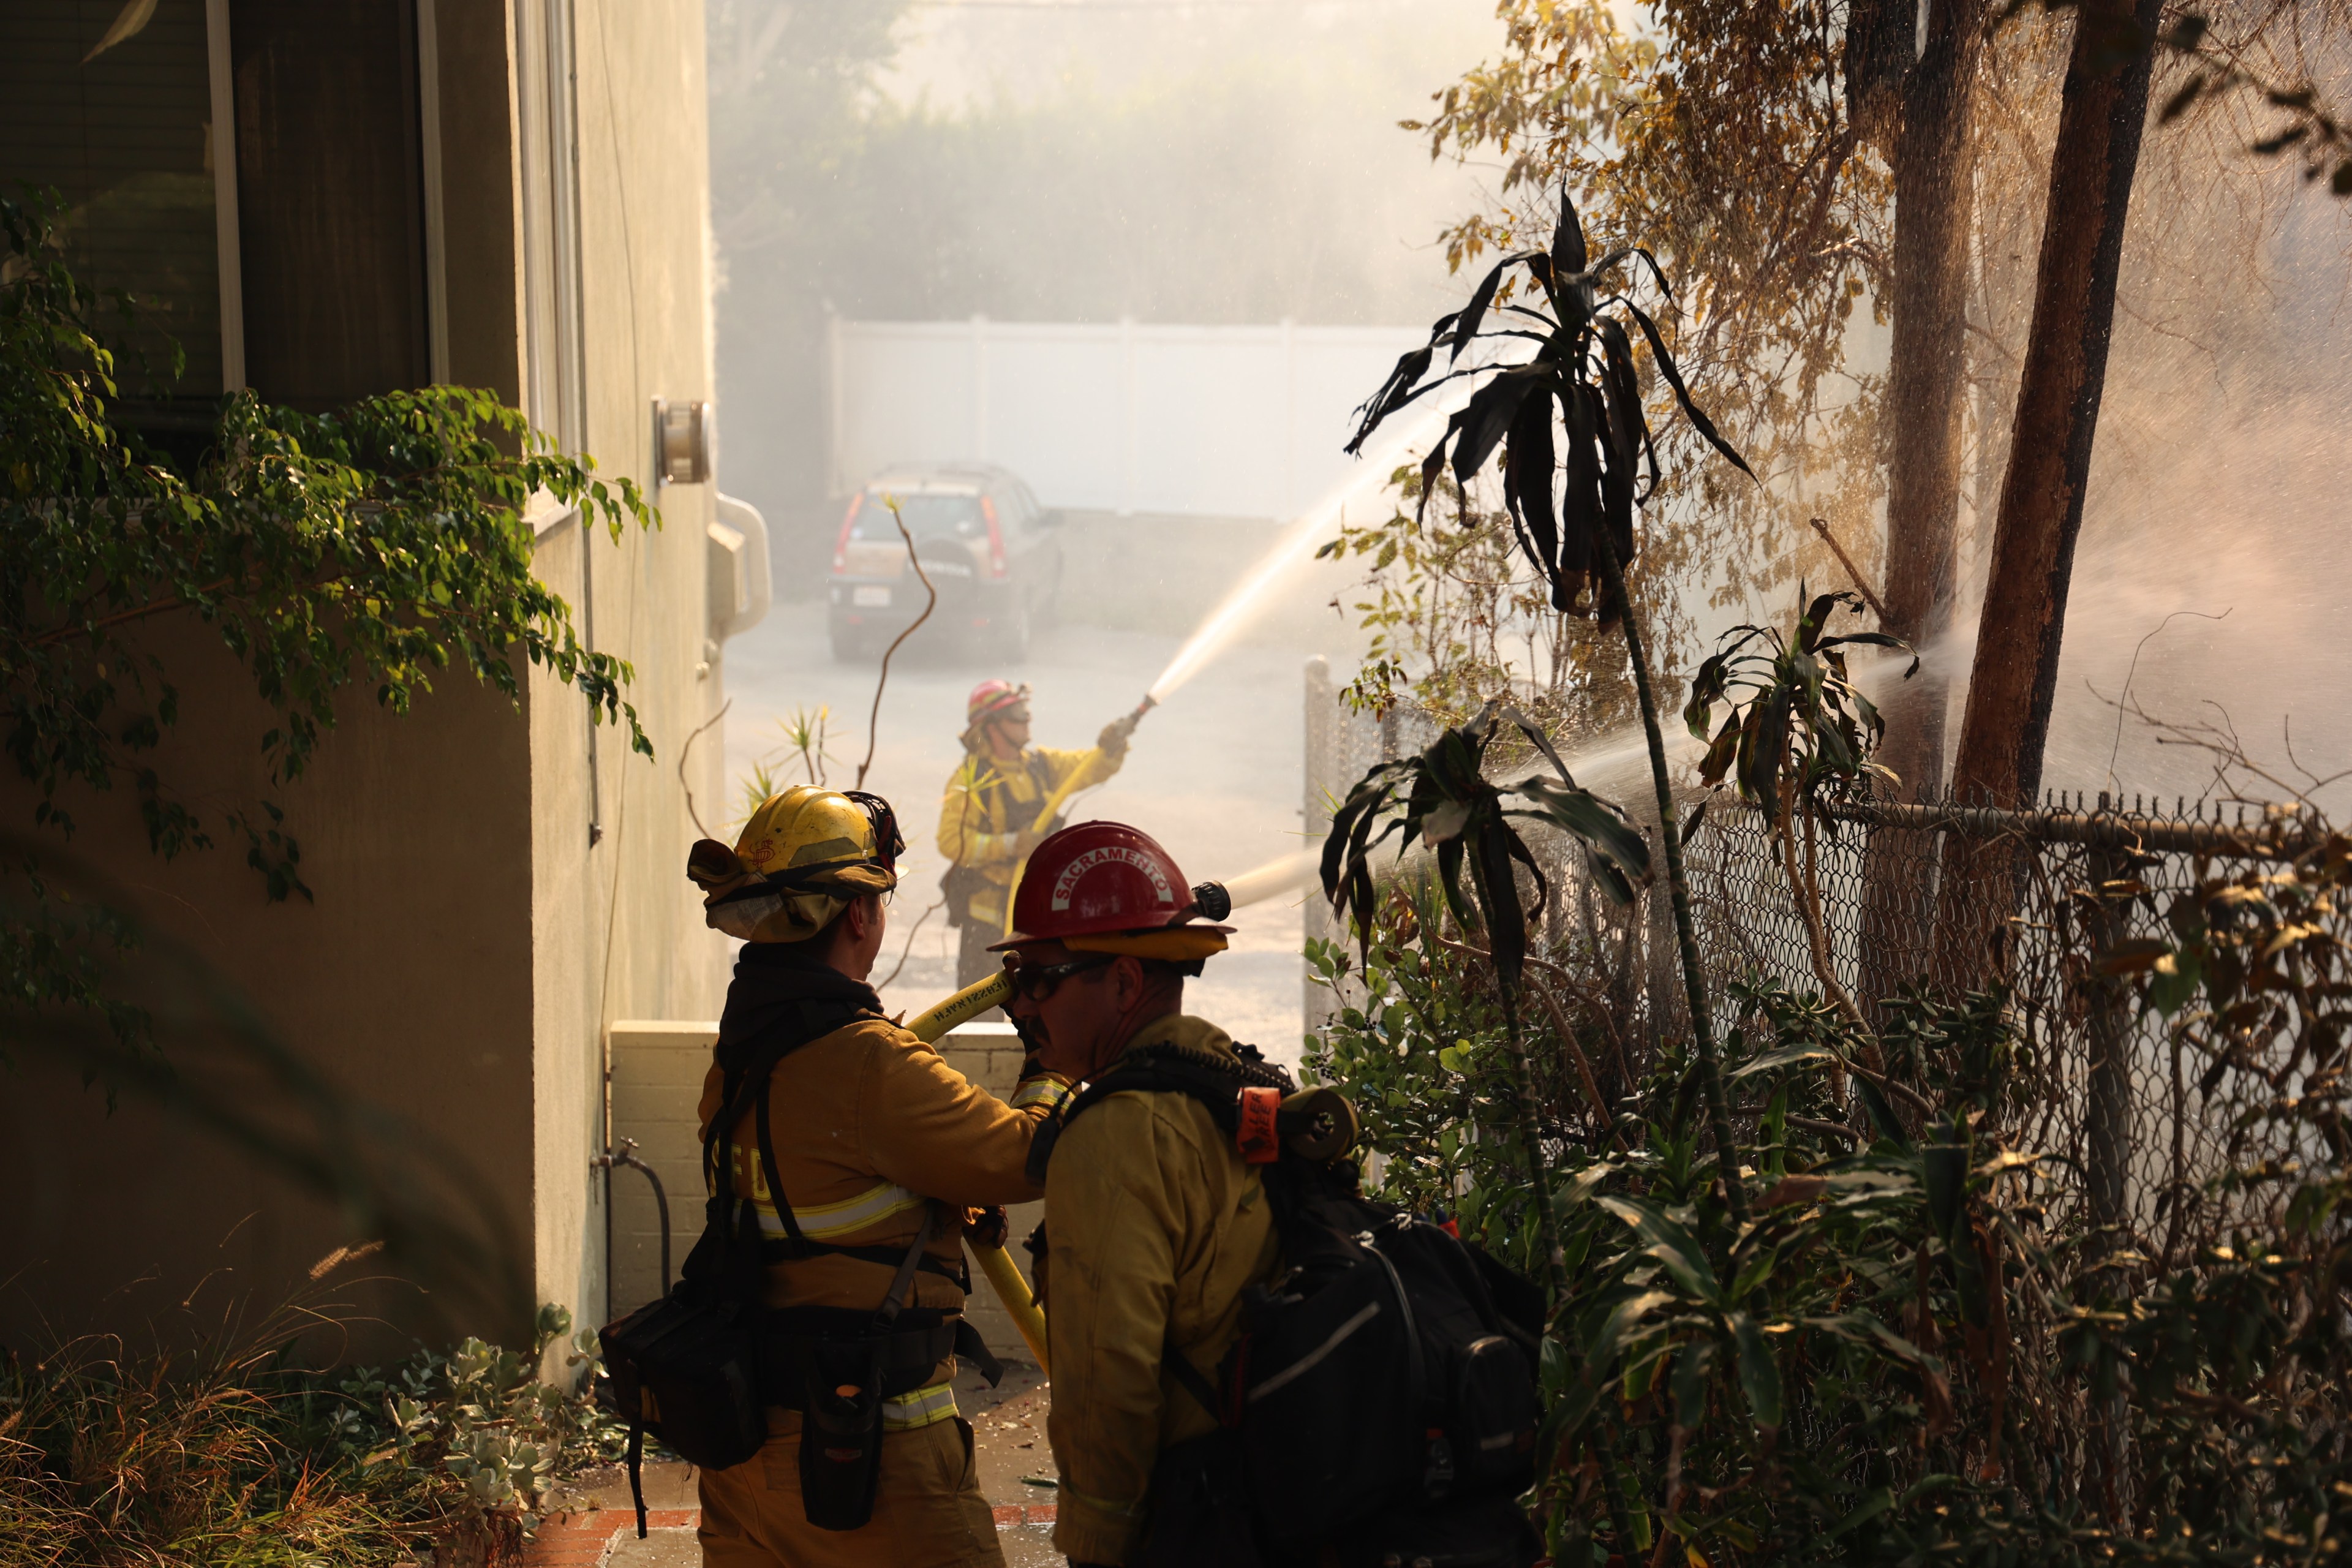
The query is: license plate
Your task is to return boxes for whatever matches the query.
[852,586,892,608]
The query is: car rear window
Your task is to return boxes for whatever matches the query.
[850,492,984,541]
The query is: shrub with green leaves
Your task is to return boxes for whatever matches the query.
[333,1304,632,1540]
[4,193,652,888]
[4,190,655,1090]
[1310,824,2352,1567]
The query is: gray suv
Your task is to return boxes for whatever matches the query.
[825,462,1063,662]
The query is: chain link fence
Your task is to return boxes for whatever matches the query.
[1303,660,2322,1263]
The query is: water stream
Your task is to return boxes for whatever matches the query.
[1144,402,1456,705]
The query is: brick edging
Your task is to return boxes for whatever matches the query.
[526,1501,1055,1557]
[525,1509,700,1566]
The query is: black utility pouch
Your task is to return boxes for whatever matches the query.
[799,1337,888,1531]
[795,1202,937,1532]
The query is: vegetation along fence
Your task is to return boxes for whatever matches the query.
[1304,660,2324,1270]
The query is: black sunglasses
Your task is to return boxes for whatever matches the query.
[1002,951,1115,1003]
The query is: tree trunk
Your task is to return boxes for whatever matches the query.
[1942,0,2163,974]
[1876,0,1986,799]
[1952,0,2160,804]
[1858,0,1986,1011]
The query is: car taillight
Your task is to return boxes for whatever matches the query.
[832,494,861,573]
[981,495,1006,576]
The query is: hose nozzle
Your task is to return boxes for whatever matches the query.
[1185,881,1233,922]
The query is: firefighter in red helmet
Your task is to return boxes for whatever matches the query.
[989,822,1281,1567]
[936,680,1143,989]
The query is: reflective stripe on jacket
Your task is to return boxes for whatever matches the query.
[1042,1015,1283,1566]
[723,1161,925,1242]
[935,744,1121,927]
[881,1381,959,1431]
[696,1013,1068,1389]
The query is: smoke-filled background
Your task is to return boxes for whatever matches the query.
[709,0,2352,1056]
[709,0,1493,559]
[709,0,1497,1050]
[1977,140,2352,815]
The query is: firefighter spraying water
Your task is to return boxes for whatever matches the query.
[935,680,1157,987]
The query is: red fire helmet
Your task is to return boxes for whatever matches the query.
[995,821,1210,946]
[966,679,1030,726]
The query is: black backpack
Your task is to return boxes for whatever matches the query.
[1046,1042,1545,1568]
[597,998,1001,1536]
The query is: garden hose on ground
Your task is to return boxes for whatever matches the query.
[905,971,1051,1374]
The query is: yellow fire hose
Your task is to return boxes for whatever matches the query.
[905,973,1052,1374]
[970,1231,1050,1376]
[905,970,1014,1046]
[996,751,1104,939]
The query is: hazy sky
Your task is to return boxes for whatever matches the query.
[882,0,1497,107]
[873,0,1502,325]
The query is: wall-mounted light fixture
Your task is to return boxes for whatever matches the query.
[652,397,712,486]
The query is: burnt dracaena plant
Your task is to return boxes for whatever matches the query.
[1684,589,1915,1041]
[1346,190,1758,1219]
[1321,699,1651,1297]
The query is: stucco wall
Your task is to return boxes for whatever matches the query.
[0,0,729,1356]
[535,0,733,1338]
[0,622,542,1350]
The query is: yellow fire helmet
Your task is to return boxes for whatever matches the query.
[687,786,903,943]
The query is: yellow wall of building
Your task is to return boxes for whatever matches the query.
[0,0,732,1356]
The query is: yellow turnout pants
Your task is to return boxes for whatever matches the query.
[697,1409,1006,1568]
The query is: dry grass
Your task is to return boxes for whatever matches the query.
[0,1263,614,1568]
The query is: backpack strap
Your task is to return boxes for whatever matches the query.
[1163,1330,1225,1425]
[1025,1044,1298,1180]
[680,998,875,1306]
[874,1204,937,1327]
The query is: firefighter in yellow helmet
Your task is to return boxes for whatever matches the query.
[683,786,1074,1568]
[937,680,1144,989]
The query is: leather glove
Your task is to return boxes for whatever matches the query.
[1097,713,1139,757]
[964,1205,1009,1250]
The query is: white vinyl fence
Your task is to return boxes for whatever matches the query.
[827,318,1427,520]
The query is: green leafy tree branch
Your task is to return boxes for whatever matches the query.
[4,194,655,910]
[5,194,656,1091]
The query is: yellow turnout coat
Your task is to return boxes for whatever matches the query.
[936,744,1121,930]
[1041,1015,1283,1566]
[692,1012,1074,1568]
